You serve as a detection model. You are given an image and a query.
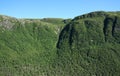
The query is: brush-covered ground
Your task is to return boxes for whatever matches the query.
[0,11,120,76]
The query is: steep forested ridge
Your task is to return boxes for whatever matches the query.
[0,11,120,76]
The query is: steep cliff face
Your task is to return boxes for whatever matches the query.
[56,11,120,76]
[57,12,120,49]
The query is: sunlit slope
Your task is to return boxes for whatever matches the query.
[0,11,120,76]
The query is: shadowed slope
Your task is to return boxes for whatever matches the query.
[56,11,120,76]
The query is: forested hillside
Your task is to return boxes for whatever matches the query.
[0,11,120,76]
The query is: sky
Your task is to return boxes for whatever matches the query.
[0,0,120,19]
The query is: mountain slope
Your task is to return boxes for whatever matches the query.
[0,15,66,75]
[56,11,120,76]
[0,11,120,76]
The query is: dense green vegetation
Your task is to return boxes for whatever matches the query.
[0,11,120,76]
[0,16,66,76]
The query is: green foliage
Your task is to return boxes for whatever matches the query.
[0,11,120,76]
[0,16,63,75]
[56,11,120,76]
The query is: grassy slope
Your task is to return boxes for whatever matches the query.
[56,11,120,76]
[0,15,66,75]
[0,11,120,76]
